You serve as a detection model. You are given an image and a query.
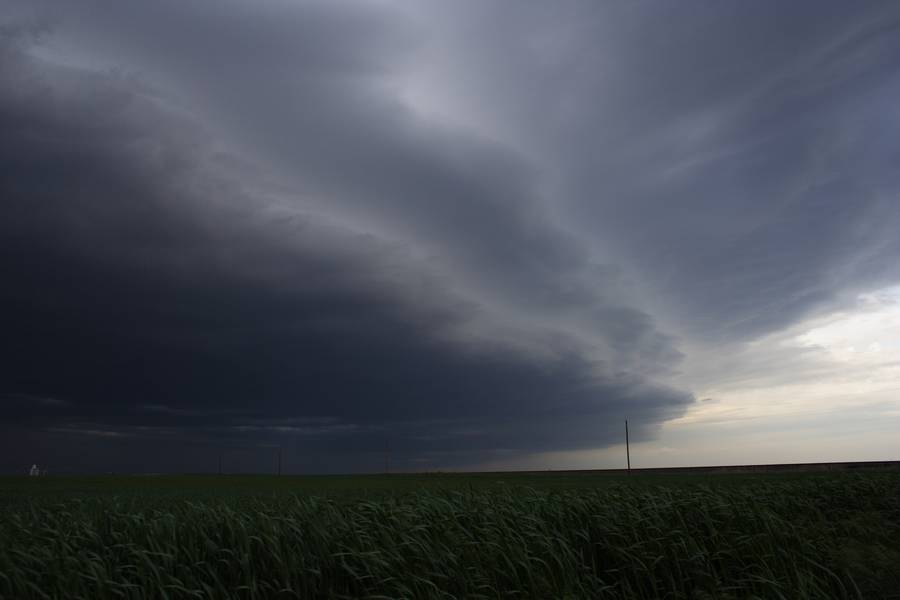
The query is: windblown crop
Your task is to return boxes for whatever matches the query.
[1,474,898,599]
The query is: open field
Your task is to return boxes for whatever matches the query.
[2,471,899,599]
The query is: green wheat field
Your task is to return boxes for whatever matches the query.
[1,471,899,599]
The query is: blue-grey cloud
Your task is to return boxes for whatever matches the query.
[415,1,900,340]
[0,14,688,473]
[3,0,899,474]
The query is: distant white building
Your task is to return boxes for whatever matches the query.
[29,464,40,476]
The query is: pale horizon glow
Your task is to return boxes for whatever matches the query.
[482,286,900,472]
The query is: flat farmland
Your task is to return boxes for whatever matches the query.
[1,471,899,599]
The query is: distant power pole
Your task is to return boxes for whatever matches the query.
[625,420,631,475]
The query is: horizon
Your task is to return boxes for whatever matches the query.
[11,458,900,478]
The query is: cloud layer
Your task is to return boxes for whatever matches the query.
[0,9,688,473]
[2,1,900,473]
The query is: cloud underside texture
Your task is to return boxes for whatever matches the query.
[0,19,689,472]
[3,1,900,473]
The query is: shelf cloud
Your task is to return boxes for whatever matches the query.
[2,1,899,473]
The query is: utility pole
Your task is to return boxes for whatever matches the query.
[625,420,631,475]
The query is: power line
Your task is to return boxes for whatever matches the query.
[625,420,631,475]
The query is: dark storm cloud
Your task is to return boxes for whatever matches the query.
[0,16,688,474]
[4,0,676,359]
[416,0,900,341]
[6,1,899,474]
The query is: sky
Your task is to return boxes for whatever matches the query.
[2,1,899,475]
